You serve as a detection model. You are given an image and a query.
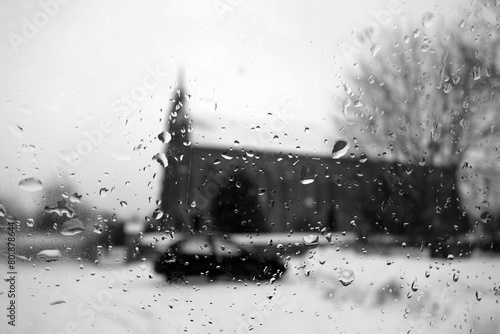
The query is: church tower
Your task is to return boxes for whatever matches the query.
[160,75,192,231]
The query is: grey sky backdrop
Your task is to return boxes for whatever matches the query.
[0,0,464,218]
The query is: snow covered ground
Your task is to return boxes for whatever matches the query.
[3,247,500,334]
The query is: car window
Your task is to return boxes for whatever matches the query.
[178,239,212,256]
[213,239,242,256]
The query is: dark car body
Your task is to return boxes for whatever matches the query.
[154,234,286,282]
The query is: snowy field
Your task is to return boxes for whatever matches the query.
[2,247,500,334]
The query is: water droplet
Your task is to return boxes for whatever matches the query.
[403,35,410,43]
[343,83,353,96]
[431,123,442,141]
[359,153,367,163]
[26,218,35,227]
[304,127,310,133]
[18,177,43,192]
[50,300,66,306]
[459,20,465,29]
[480,211,491,223]
[99,188,109,198]
[476,291,482,301]
[413,28,420,38]
[421,12,435,28]
[221,152,233,160]
[302,234,319,248]
[370,43,381,57]
[234,140,240,146]
[152,153,169,167]
[37,250,62,262]
[152,208,164,220]
[69,193,82,203]
[447,254,455,260]
[473,65,481,80]
[0,203,6,218]
[258,188,266,196]
[300,164,317,184]
[158,131,172,144]
[443,83,452,93]
[44,200,75,218]
[93,224,103,234]
[452,273,459,282]
[332,140,349,159]
[411,279,418,292]
[61,218,85,236]
[337,268,355,286]
[120,201,128,208]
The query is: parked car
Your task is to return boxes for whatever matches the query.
[154,234,286,282]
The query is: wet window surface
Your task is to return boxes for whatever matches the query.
[1,1,500,333]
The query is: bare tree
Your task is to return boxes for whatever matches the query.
[342,3,500,254]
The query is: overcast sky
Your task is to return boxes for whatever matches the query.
[0,0,464,218]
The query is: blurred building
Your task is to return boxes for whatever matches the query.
[156,82,470,243]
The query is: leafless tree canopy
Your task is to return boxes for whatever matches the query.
[344,2,500,168]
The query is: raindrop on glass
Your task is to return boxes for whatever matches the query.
[158,131,172,144]
[332,140,349,159]
[302,234,319,248]
[26,218,35,227]
[44,200,75,218]
[480,211,491,223]
[93,224,103,234]
[473,65,481,80]
[0,203,6,218]
[370,43,381,57]
[475,291,482,301]
[37,250,62,262]
[152,152,169,167]
[300,164,317,184]
[152,208,164,220]
[18,177,43,192]
[411,279,418,292]
[61,218,85,236]
[359,153,367,163]
[337,268,355,286]
[99,188,109,198]
[69,193,82,203]
[443,83,452,94]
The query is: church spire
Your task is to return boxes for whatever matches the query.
[160,73,192,230]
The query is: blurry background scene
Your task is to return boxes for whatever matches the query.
[1,0,500,333]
